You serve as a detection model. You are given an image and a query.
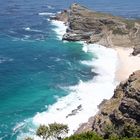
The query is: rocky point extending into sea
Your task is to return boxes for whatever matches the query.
[52,3,140,56]
[52,3,140,138]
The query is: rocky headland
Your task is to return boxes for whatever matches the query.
[52,3,140,138]
[76,70,140,137]
[53,3,140,56]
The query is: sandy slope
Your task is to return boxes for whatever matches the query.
[115,47,140,82]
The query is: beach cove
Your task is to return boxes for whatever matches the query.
[0,1,140,140]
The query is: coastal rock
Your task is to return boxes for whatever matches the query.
[76,70,140,138]
[51,10,68,23]
[66,105,82,118]
[54,3,140,55]
[132,46,140,56]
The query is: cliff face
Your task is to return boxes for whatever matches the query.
[53,4,140,137]
[76,70,140,138]
[53,3,140,55]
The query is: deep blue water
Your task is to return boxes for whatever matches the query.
[0,0,140,139]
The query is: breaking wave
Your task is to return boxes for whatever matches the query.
[16,21,119,140]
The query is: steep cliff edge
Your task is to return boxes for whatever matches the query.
[76,70,140,138]
[52,4,140,138]
[53,3,140,55]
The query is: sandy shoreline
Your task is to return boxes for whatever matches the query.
[115,47,140,82]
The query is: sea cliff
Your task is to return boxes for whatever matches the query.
[76,70,140,137]
[53,3,140,56]
[52,3,140,138]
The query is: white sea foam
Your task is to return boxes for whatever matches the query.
[24,27,42,33]
[51,20,67,40]
[25,27,31,31]
[47,5,54,10]
[0,56,14,64]
[31,43,118,136]
[46,18,50,21]
[17,44,118,140]
[17,21,119,140]
[13,122,25,133]
[38,12,55,16]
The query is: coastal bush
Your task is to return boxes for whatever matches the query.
[64,131,103,140]
[36,125,49,139]
[112,28,128,35]
[122,138,140,140]
[123,20,135,29]
[123,123,140,137]
[49,123,69,139]
[25,124,140,140]
[104,123,140,138]
[36,123,68,140]
[104,124,119,138]
[64,131,140,140]
[25,137,33,140]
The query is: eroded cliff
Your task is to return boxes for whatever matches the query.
[53,3,140,55]
[52,4,140,138]
[76,70,140,138]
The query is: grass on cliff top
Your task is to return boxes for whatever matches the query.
[123,20,136,29]
[90,10,139,29]
[92,11,114,18]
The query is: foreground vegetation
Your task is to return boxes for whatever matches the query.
[25,123,68,140]
[64,131,140,140]
[25,123,140,140]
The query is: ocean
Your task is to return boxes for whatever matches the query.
[0,0,140,139]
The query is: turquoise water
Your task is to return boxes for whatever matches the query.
[0,35,94,139]
[0,0,140,139]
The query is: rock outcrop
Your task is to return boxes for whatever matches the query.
[52,4,140,138]
[76,70,140,138]
[53,3,140,55]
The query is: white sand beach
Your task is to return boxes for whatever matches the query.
[115,47,140,82]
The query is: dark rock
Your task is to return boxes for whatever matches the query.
[76,70,140,138]
[51,10,68,23]
[66,105,82,118]
[98,99,108,109]
[132,47,140,56]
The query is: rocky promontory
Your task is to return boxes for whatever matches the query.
[76,70,140,138]
[53,3,140,55]
[52,3,140,138]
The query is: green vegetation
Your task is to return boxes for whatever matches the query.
[92,12,114,18]
[112,28,128,35]
[35,123,68,140]
[24,137,33,140]
[104,124,119,139]
[104,123,140,139]
[36,125,49,139]
[123,123,140,138]
[64,131,103,140]
[123,20,135,29]
[25,123,140,140]
[48,123,69,139]
[64,132,140,140]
